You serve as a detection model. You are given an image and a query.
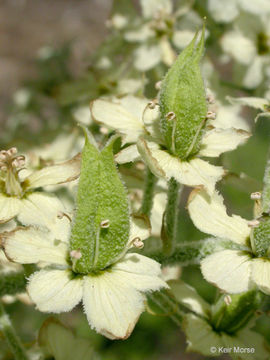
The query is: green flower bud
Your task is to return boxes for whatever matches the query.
[159,27,207,160]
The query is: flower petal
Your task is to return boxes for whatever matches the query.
[208,0,238,23]
[137,138,224,194]
[112,253,168,291]
[115,145,140,164]
[221,31,256,65]
[199,128,250,157]
[251,258,270,295]
[83,272,145,339]
[201,250,252,293]
[3,227,68,265]
[28,269,83,312]
[129,215,151,244]
[226,96,269,112]
[243,57,264,89]
[0,195,21,223]
[188,190,250,245]
[25,153,81,190]
[90,97,146,143]
[134,44,161,71]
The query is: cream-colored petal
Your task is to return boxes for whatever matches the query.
[173,30,196,49]
[188,190,250,245]
[201,250,252,293]
[3,227,68,265]
[83,272,145,340]
[209,104,250,131]
[90,98,145,143]
[199,128,250,157]
[221,31,256,65]
[28,269,83,312]
[169,280,210,316]
[18,192,64,227]
[137,138,224,194]
[239,0,270,15]
[0,195,21,223]
[208,0,238,23]
[25,154,81,190]
[226,96,268,111]
[243,57,264,89]
[115,145,140,164]
[151,191,167,237]
[251,258,270,295]
[129,216,151,243]
[183,314,223,355]
[140,0,172,18]
[160,38,175,67]
[124,25,154,42]
[134,44,161,72]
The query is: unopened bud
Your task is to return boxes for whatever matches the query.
[166,111,176,121]
[70,249,82,260]
[224,295,232,305]
[100,219,110,228]
[250,192,261,200]
[132,237,144,249]
[248,219,260,228]
[206,111,216,120]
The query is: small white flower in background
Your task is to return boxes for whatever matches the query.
[188,189,270,295]
[13,88,31,108]
[2,216,167,340]
[169,280,269,359]
[220,13,270,88]
[0,147,81,227]
[208,0,270,23]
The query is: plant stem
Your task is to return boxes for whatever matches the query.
[162,178,182,256]
[140,167,157,217]
[0,271,27,297]
[262,146,270,213]
[0,301,29,360]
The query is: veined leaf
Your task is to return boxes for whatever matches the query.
[70,130,130,273]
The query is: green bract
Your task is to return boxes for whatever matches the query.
[159,27,207,160]
[211,291,263,334]
[70,129,130,274]
[251,216,270,257]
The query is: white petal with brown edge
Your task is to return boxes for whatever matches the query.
[137,138,224,194]
[199,128,250,157]
[115,145,140,164]
[251,258,270,295]
[3,227,68,266]
[0,195,21,223]
[201,250,252,293]
[25,153,81,190]
[28,269,83,313]
[188,190,250,245]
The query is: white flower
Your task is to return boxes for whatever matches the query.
[188,189,270,295]
[2,217,167,340]
[91,96,250,194]
[170,280,269,359]
[227,95,270,122]
[0,147,81,227]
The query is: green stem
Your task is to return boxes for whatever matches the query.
[0,301,29,360]
[262,146,270,213]
[162,178,182,255]
[0,271,27,297]
[140,167,157,217]
[148,237,245,266]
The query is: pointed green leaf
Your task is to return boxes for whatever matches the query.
[159,27,207,160]
[262,148,270,213]
[70,131,130,273]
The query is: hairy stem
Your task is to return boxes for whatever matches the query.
[0,301,29,360]
[262,146,270,213]
[140,167,157,217]
[162,178,183,255]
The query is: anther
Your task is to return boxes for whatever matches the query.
[224,295,232,305]
[206,94,215,104]
[166,111,176,121]
[132,237,144,249]
[70,249,82,260]
[206,111,216,120]
[148,99,158,109]
[250,192,261,200]
[248,219,260,228]
[57,212,72,222]
[8,147,18,156]
[100,219,110,228]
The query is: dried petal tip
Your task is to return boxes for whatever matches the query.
[70,249,82,259]
[206,111,216,120]
[132,237,144,249]
[224,295,232,305]
[206,93,215,104]
[250,192,261,200]
[148,99,158,109]
[100,219,110,228]
[166,111,176,121]
[248,219,260,228]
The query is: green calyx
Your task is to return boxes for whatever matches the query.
[211,291,264,335]
[70,128,130,274]
[159,26,207,160]
[250,215,270,258]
